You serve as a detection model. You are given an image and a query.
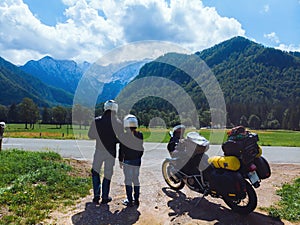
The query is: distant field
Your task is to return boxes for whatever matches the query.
[117,127,300,147]
[4,124,88,139]
[3,124,300,147]
[251,129,300,147]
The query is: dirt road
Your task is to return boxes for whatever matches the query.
[44,162,300,225]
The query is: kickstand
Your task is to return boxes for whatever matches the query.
[195,189,208,207]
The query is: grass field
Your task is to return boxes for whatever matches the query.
[3,124,300,147]
[4,124,88,139]
[0,150,91,224]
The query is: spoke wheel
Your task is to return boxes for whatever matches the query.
[223,181,257,215]
[162,160,185,190]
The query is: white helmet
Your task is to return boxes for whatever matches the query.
[170,124,185,138]
[123,114,138,128]
[104,100,118,112]
[172,124,185,133]
[0,122,6,128]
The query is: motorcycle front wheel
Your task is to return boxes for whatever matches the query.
[162,159,185,190]
[223,181,257,215]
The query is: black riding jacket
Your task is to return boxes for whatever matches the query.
[119,130,144,162]
[88,111,123,158]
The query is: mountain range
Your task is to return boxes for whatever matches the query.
[0,55,147,107]
[125,36,300,128]
[0,57,73,106]
[0,36,299,116]
[20,56,88,94]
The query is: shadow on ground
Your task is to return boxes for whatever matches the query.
[72,202,140,225]
[162,187,284,225]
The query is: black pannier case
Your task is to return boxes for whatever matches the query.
[208,169,246,198]
[254,156,271,179]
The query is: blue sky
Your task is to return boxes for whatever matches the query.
[0,0,299,65]
[23,0,67,26]
[203,0,300,47]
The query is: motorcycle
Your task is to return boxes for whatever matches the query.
[162,131,271,215]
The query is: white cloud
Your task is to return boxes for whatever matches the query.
[263,4,269,13]
[264,32,280,44]
[117,0,245,51]
[263,32,300,53]
[259,4,270,14]
[276,43,300,53]
[0,0,245,65]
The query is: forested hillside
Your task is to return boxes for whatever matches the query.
[125,36,300,130]
[200,36,300,129]
[0,57,73,106]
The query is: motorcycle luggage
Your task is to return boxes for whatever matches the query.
[256,146,263,158]
[208,169,246,198]
[241,133,260,164]
[222,140,243,157]
[208,156,241,171]
[222,133,260,164]
[254,156,271,179]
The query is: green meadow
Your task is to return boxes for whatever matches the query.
[3,124,300,147]
[0,150,91,224]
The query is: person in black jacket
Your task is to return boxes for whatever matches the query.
[0,122,5,152]
[119,114,144,207]
[88,100,123,204]
[167,124,185,156]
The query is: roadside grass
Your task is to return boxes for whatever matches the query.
[0,149,91,225]
[3,124,300,147]
[5,124,89,139]
[261,178,300,222]
[140,127,170,143]
[140,128,300,146]
[195,129,300,147]
[252,130,300,147]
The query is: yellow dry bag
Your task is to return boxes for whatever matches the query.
[208,156,241,171]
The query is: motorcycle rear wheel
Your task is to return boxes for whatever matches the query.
[223,181,257,215]
[162,160,185,190]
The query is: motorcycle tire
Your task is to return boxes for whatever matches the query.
[222,181,257,215]
[162,159,185,191]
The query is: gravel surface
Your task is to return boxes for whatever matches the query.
[43,162,300,225]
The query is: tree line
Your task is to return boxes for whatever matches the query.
[0,98,92,129]
[0,97,299,131]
